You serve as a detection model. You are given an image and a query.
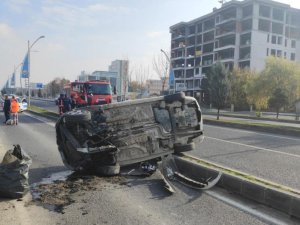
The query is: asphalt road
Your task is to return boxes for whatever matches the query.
[30,99,300,190]
[1,112,296,225]
[30,98,58,113]
[191,124,300,190]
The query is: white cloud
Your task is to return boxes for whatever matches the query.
[87,4,132,14]
[44,42,66,52]
[0,23,15,38]
[87,4,112,12]
[7,0,30,13]
[146,31,165,39]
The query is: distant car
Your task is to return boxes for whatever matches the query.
[17,98,28,112]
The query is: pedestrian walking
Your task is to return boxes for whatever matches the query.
[3,95,11,123]
[11,96,19,125]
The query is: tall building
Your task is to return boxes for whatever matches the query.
[146,79,170,96]
[109,60,129,101]
[170,0,300,97]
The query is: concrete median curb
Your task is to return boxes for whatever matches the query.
[203,112,300,125]
[27,109,59,121]
[203,118,300,137]
[174,154,300,220]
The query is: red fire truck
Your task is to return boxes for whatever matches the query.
[64,80,113,107]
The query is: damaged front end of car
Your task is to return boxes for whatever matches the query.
[56,92,221,192]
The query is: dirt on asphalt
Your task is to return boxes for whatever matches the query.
[31,172,128,213]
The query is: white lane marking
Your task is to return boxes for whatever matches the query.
[205,124,300,142]
[206,190,289,225]
[205,136,300,158]
[23,112,55,127]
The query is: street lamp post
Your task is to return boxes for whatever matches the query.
[14,63,23,94]
[28,35,45,107]
[160,49,174,94]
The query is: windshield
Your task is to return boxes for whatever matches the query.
[85,83,112,95]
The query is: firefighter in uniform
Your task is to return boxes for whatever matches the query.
[58,94,64,115]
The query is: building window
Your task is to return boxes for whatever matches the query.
[241,19,252,31]
[285,39,288,47]
[258,19,270,32]
[291,53,296,61]
[272,22,283,35]
[291,40,296,48]
[267,34,270,42]
[277,36,282,45]
[284,52,287,59]
[197,23,202,33]
[277,50,282,57]
[242,5,253,18]
[271,35,277,44]
[266,48,269,56]
[259,5,271,18]
[271,49,276,56]
[272,8,284,21]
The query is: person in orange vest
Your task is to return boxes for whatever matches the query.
[11,96,19,125]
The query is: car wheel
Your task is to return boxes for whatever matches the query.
[63,110,91,123]
[173,142,195,153]
[164,92,185,103]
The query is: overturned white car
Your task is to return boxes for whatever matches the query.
[55,92,220,191]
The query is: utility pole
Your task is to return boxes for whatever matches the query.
[27,35,45,107]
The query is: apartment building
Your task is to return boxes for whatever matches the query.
[109,60,129,101]
[170,0,300,97]
[146,79,170,96]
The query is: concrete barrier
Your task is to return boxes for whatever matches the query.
[174,155,300,220]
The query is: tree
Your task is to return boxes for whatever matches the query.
[228,68,255,110]
[44,77,70,98]
[246,73,269,113]
[258,57,300,109]
[268,88,288,119]
[152,52,170,92]
[38,88,42,98]
[206,62,230,120]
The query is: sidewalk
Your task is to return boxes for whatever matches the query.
[0,144,6,160]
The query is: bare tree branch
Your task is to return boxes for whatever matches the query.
[152,53,170,92]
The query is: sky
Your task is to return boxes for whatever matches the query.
[0,0,300,88]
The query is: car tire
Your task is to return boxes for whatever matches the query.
[174,142,195,153]
[164,92,185,103]
[63,110,91,123]
[96,164,120,176]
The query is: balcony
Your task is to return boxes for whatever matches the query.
[172,55,185,60]
[172,34,185,40]
[202,60,213,67]
[214,44,236,52]
[173,64,185,70]
[215,30,236,39]
[216,17,237,26]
